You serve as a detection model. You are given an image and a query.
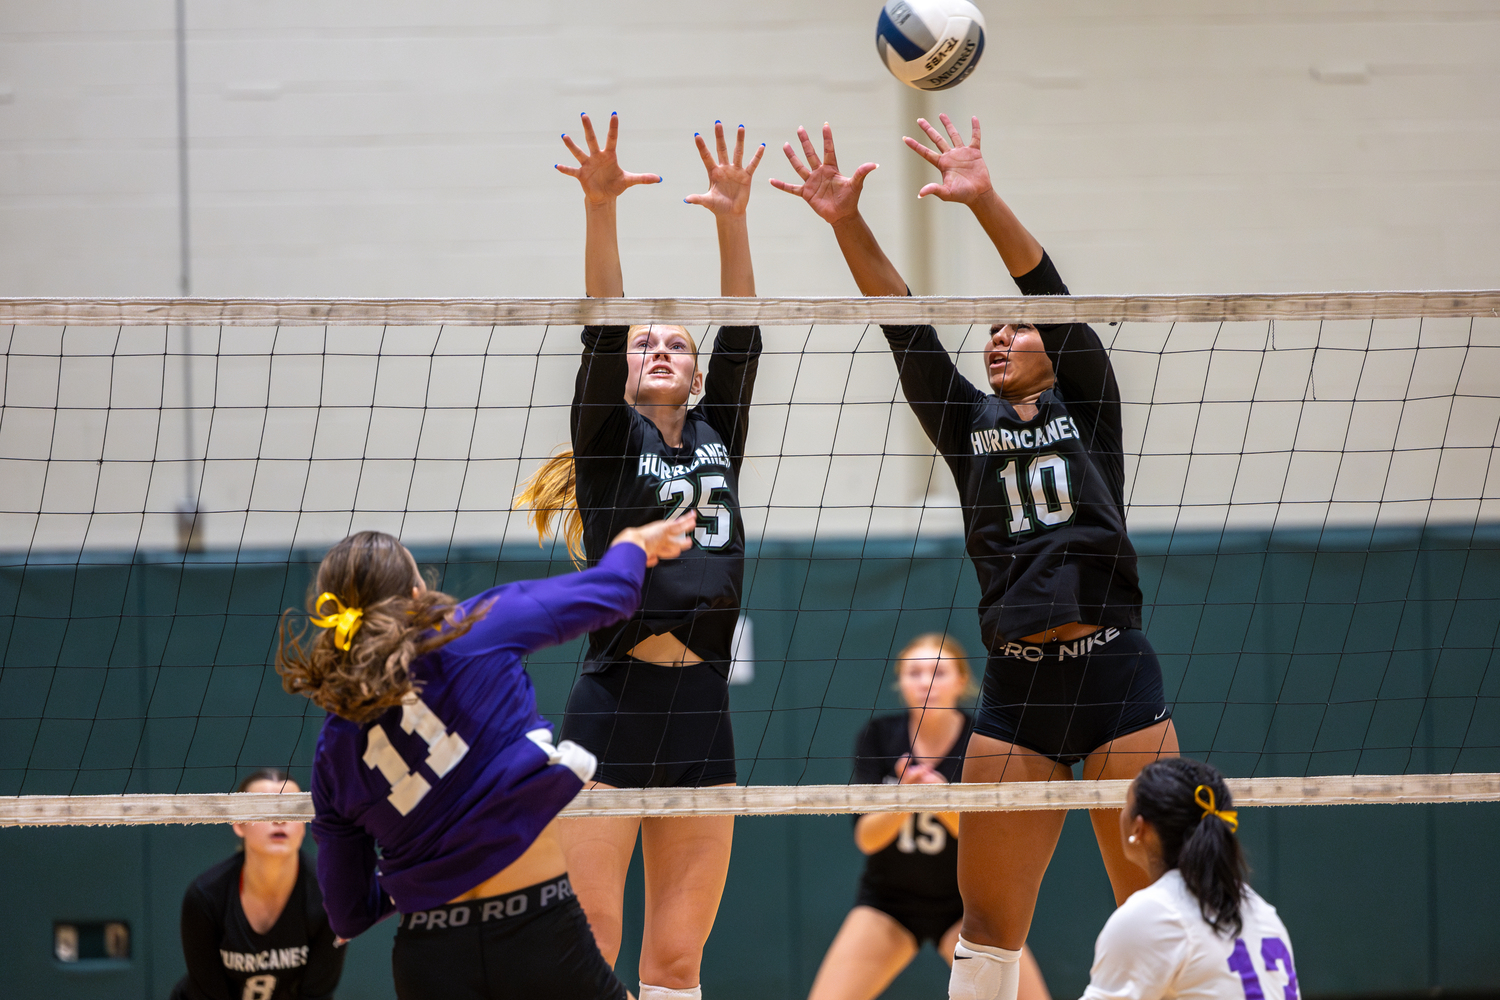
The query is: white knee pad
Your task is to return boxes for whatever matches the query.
[638,983,701,1000]
[949,937,1022,1000]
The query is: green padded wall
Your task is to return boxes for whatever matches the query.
[2,526,1497,997]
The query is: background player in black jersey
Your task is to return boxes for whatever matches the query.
[807,635,1051,1000]
[518,112,761,1000]
[172,768,344,1000]
[772,115,1179,1000]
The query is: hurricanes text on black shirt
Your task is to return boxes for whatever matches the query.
[571,324,761,676]
[171,851,343,1000]
[880,252,1143,647]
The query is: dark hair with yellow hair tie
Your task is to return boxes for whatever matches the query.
[1130,758,1248,938]
[275,531,488,724]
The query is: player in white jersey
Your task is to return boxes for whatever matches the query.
[1083,758,1300,1000]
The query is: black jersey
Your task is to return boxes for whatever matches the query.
[881,252,1142,647]
[571,324,761,677]
[852,713,970,904]
[171,852,344,1000]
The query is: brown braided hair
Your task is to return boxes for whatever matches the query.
[275,531,486,724]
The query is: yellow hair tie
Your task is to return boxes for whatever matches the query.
[311,592,363,651]
[1194,784,1239,832]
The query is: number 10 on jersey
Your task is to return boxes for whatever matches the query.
[658,474,734,550]
[994,451,1076,538]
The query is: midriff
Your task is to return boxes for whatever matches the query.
[626,631,702,667]
[1016,622,1100,644]
[447,821,567,903]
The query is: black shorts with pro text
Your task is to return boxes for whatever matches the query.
[391,877,626,1000]
[560,657,737,788]
[972,627,1171,766]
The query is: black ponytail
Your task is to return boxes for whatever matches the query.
[1131,758,1247,937]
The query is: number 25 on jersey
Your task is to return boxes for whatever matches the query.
[658,474,734,550]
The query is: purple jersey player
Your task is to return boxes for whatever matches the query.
[276,515,692,1000]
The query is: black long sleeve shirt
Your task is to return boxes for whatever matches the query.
[172,852,343,1000]
[570,324,761,676]
[881,253,1142,647]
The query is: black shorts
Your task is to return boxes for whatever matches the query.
[854,883,963,948]
[391,876,626,1000]
[973,627,1171,766]
[560,658,737,788]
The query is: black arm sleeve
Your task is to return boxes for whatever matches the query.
[698,325,762,469]
[298,879,347,1000]
[851,719,889,785]
[850,719,892,825]
[880,321,986,458]
[571,325,633,457]
[1016,252,1122,452]
[177,884,234,1000]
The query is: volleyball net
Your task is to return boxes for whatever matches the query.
[2,291,1499,825]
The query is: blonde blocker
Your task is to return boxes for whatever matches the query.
[515,324,698,566]
[276,531,485,724]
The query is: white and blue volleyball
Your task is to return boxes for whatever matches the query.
[875,0,986,91]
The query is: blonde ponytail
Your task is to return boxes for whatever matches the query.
[515,448,586,566]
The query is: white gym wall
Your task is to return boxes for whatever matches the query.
[2,1,1497,549]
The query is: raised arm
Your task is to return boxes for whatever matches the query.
[771,123,907,297]
[904,114,1043,278]
[558,113,659,450]
[556,111,661,299]
[905,114,1117,431]
[455,516,695,657]
[685,120,763,297]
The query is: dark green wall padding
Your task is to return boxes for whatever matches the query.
[2,526,1497,998]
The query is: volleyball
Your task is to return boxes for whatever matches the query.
[875,0,986,91]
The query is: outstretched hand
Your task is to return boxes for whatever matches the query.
[685,122,764,218]
[769,123,877,226]
[556,112,661,205]
[613,511,696,567]
[904,113,992,204]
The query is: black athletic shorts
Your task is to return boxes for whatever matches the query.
[972,627,1171,766]
[560,657,737,788]
[391,876,626,1000]
[854,883,963,948]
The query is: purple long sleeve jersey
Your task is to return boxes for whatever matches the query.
[309,543,647,940]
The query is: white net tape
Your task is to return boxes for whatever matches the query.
[4,773,1498,827]
[3,291,1500,326]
